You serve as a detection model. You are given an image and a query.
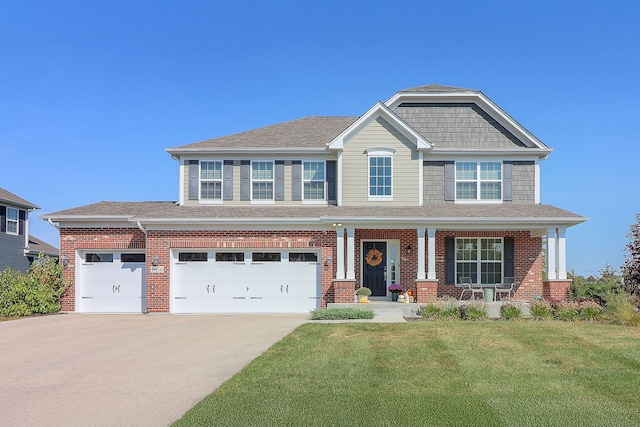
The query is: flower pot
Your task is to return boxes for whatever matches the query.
[391,291,400,302]
[357,295,369,303]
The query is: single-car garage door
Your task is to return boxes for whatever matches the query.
[76,252,146,313]
[171,250,321,314]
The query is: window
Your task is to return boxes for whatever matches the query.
[289,252,318,262]
[86,253,114,263]
[178,252,208,262]
[369,156,392,197]
[200,161,222,200]
[252,161,274,200]
[303,162,325,200]
[456,162,502,200]
[252,252,281,262]
[455,238,502,285]
[121,253,145,263]
[6,207,18,234]
[216,252,244,262]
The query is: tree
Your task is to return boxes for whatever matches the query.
[622,214,640,296]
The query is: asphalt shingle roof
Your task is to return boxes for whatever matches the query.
[0,187,39,210]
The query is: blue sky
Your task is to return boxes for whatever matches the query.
[1,1,638,277]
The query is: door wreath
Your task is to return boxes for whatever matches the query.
[365,248,383,267]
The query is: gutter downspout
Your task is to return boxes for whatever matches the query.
[137,221,147,236]
[47,218,60,231]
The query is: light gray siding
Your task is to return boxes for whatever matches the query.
[394,103,526,148]
[509,161,536,203]
[341,116,419,206]
[424,161,447,204]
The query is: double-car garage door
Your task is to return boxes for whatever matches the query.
[75,250,321,314]
[171,250,321,314]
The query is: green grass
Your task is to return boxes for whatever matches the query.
[174,322,640,427]
[309,307,375,320]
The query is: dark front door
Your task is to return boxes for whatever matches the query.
[363,242,387,297]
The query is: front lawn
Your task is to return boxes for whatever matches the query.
[174,322,640,427]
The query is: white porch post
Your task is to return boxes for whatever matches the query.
[557,227,567,280]
[547,228,557,280]
[335,226,345,280]
[427,227,437,280]
[417,228,426,280]
[346,227,355,280]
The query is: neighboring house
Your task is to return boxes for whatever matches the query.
[42,84,586,314]
[1,187,58,272]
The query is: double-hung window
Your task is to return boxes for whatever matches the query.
[366,148,394,201]
[303,161,325,200]
[252,161,274,200]
[456,238,502,285]
[6,207,18,234]
[456,161,502,201]
[200,161,222,200]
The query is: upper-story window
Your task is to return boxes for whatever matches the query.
[456,162,501,201]
[367,147,395,201]
[303,161,325,200]
[252,161,274,200]
[200,161,223,200]
[6,207,18,234]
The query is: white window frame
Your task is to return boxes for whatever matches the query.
[6,207,18,235]
[302,161,326,202]
[455,238,503,285]
[251,160,274,202]
[200,160,223,202]
[366,147,395,202]
[455,161,502,203]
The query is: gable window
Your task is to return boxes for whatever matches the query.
[456,162,502,201]
[303,161,325,200]
[456,238,502,285]
[6,207,18,234]
[252,161,274,200]
[366,147,395,201]
[201,161,222,200]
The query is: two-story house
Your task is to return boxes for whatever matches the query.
[42,85,586,314]
[1,187,58,272]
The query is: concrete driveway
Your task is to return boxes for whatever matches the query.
[0,313,307,426]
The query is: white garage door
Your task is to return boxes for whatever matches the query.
[171,250,320,314]
[77,252,146,313]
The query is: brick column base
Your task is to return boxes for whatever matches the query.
[416,280,439,304]
[543,280,571,302]
[333,280,356,303]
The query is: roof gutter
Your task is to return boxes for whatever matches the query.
[46,218,60,231]
[136,221,147,236]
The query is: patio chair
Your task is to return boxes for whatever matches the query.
[458,276,483,301]
[494,277,516,300]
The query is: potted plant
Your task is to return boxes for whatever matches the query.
[388,283,403,302]
[355,287,372,303]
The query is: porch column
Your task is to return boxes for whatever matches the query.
[427,227,436,280]
[335,225,345,280]
[557,227,567,280]
[346,227,355,280]
[546,228,557,280]
[417,228,426,280]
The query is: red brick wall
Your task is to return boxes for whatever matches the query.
[434,231,543,301]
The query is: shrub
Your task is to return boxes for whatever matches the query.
[606,293,640,327]
[0,255,67,317]
[554,301,580,321]
[501,302,523,320]
[355,287,372,296]
[460,301,488,321]
[578,300,603,322]
[309,307,374,320]
[419,297,460,320]
[530,299,553,320]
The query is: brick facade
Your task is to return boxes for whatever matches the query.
[59,227,547,313]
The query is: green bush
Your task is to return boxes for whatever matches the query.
[554,301,580,321]
[460,301,488,321]
[530,299,553,320]
[578,300,603,322]
[606,293,640,327]
[0,255,67,317]
[501,302,523,320]
[309,307,374,320]
[419,296,461,320]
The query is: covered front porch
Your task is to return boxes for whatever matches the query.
[328,224,574,305]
